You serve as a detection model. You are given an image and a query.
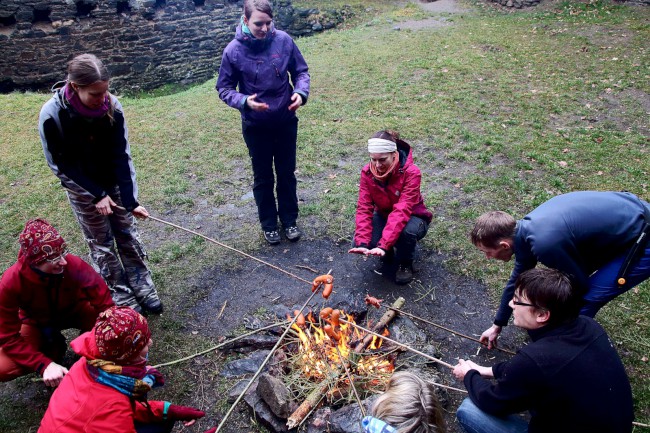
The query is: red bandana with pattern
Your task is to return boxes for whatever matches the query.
[95,306,151,362]
[18,218,67,265]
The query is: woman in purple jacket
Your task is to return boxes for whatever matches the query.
[217,0,310,245]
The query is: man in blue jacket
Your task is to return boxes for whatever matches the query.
[453,268,634,433]
[471,191,650,348]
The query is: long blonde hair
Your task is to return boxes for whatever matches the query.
[371,371,447,433]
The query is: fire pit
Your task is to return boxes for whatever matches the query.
[220,296,448,433]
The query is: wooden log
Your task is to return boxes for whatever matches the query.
[286,373,335,429]
[354,296,405,353]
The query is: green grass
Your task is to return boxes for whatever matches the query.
[1,0,649,430]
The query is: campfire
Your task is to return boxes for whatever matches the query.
[289,310,394,381]
[278,298,405,429]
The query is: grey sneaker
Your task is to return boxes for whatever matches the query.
[395,264,414,285]
[284,225,302,242]
[264,230,281,245]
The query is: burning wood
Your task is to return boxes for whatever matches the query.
[284,297,405,429]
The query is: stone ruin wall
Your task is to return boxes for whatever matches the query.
[0,0,350,93]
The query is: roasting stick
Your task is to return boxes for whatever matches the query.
[339,318,454,369]
[151,321,289,369]
[335,344,367,417]
[214,270,333,433]
[130,211,314,285]
[382,306,516,356]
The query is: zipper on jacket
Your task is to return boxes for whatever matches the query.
[254,60,263,85]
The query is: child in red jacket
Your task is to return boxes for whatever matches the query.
[38,306,214,433]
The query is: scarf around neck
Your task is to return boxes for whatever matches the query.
[86,358,162,400]
[63,82,111,119]
[370,151,400,183]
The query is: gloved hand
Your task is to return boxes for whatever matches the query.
[165,404,206,421]
[144,366,165,387]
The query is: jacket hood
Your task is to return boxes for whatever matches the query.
[395,138,414,170]
[71,330,102,359]
[235,22,276,49]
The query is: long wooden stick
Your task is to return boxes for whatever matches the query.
[340,318,454,369]
[151,321,288,369]
[146,214,312,285]
[384,306,516,356]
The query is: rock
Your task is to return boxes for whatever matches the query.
[329,396,376,433]
[243,378,289,433]
[241,191,254,201]
[306,407,332,433]
[257,373,292,418]
[220,350,270,377]
[227,379,251,403]
[220,334,279,353]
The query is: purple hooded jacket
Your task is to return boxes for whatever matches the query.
[216,24,310,125]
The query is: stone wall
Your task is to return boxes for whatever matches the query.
[0,0,351,93]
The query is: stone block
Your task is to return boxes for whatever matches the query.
[257,373,292,418]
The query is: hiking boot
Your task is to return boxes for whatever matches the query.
[395,264,414,285]
[142,297,164,314]
[284,225,302,242]
[264,230,281,245]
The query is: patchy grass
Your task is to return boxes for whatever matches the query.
[0,0,648,430]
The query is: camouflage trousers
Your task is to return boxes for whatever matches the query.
[66,186,159,311]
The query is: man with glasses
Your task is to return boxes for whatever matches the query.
[0,219,114,387]
[452,268,634,433]
[471,191,650,349]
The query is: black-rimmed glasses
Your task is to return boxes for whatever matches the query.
[512,295,542,309]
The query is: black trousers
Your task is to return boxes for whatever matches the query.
[370,213,429,263]
[242,117,299,231]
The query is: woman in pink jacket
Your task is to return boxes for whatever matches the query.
[38,306,214,433]
[349,130,432,285]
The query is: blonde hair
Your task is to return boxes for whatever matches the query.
[371,372,447,433]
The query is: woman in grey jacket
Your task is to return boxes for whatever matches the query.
[38,54,162,315]
[217,0,310,245]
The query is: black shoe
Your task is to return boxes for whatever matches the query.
[143,297,164,314]
[284,225,302,242]
[395,264,414,285]
[264,230,281,245]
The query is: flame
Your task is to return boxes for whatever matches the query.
[290,310,394,380]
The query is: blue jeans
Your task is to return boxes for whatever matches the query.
[582,243,650,317]
[370,213,429,263]
[456,398,528,433]
[242,117,299,231]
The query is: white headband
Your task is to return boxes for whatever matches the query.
[367,138,397,153]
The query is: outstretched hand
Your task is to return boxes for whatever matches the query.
[288,93,303,111]
[480,324,502,350]
[166,404,206,421]
[95,196,117,216]
[246,94,269,112]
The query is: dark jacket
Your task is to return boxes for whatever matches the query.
[39,88,141,211]
[354,139,433,251]
[0,254,114,374]
[465,316,634,433]
[495,191,650,326]
[216,24,310,125]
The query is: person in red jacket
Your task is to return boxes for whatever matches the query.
[0,218,114,387]
[39,306,214,433]
[349,130,433,284]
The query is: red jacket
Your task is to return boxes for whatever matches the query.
[38,332,166,433]
[354,139,432,251]
[0,254,114,374]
